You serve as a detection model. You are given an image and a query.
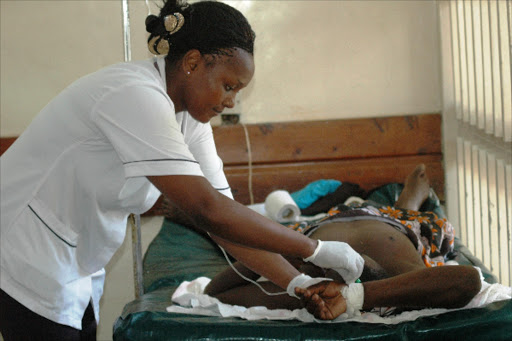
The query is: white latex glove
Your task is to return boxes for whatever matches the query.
[286,273,332,298]
[303,240,364,284]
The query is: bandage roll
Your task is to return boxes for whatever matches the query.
[264,190,300,222]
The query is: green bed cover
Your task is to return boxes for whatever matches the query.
[114,185,511,340]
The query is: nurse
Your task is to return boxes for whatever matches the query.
[0,0,364,339]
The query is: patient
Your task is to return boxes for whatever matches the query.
[204,165,482,320]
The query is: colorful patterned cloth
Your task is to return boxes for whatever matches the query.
[286,202,455,267]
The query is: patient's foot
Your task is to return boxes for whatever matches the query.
[394,164,430,211]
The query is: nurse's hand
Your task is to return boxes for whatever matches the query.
[303,240,364,284]
[295,281,347,320]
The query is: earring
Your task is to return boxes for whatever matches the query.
[187,71,190,75]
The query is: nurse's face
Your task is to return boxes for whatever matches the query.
[183,48,255,123]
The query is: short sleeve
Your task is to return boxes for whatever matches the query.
[92,83,203,178]
[181,115,233,199]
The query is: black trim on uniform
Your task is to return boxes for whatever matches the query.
[27,205,77,248]
[123,158,199,165]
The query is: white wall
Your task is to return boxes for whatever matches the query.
[237,0,441,122]
[0,1,441,340]
[0,0,123,136]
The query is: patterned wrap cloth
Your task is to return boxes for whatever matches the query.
[286,202,455,268]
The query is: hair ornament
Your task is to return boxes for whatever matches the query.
[146,12,184,55]
[164,12,185,35]
[148,35,170,55]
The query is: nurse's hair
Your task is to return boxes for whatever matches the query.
[145,0,255,65]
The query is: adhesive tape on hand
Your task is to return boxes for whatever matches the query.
[340,283,364,318]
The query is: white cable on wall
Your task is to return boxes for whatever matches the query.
[241,123,254,205]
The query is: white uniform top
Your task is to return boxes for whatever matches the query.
[0,57,232,329]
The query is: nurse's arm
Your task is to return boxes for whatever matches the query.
[209,235,300,290]
[147,175,317,275]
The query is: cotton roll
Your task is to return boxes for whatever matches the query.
[264,190,300,222]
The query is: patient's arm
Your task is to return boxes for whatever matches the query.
[204,255,308,310]
[362,265,481,309]
[204,257,261,297]
[204,252,321,298]
[204,254,377,317]
[204,254,348,315]
[297,265,482,318]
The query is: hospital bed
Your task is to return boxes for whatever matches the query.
[113,114,512,340]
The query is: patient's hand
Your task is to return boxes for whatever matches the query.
[295,281,347,320]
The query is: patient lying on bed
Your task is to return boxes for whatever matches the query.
[204,165,482,320]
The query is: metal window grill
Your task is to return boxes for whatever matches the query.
[440,0,511,286]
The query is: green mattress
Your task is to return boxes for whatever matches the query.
[114,186,511,340]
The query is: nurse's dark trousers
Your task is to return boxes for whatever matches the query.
[0,289,97,341]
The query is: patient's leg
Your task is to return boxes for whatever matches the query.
[394,163,430,211]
